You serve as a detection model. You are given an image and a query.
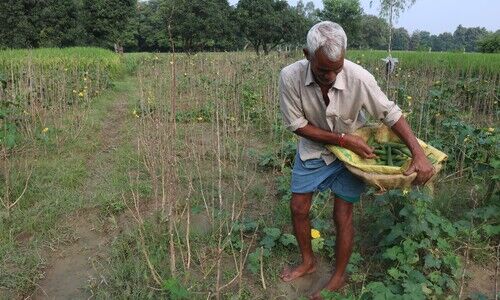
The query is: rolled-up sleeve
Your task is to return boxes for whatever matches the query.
[279,70,308,131]
[361,75,402,127]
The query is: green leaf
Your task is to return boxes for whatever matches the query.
[490,157,500,169]
[384,225,404,244]
[437,238,451,251]
[279,233,298,247]
[383,246,402,261]
[483,224,500,237]
[311,237,324,252]
[388,267,403,279]
[247,251,260,274]
[263,227,281,239]
[260,235,276,249]
[440,222,457,237]
[429,271,443,284]
[424,254,442,269]
[421,284,433,295]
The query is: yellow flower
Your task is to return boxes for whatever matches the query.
[197,117,204,121]
[487,127,495,132]
[356,60,360,64]
[375,67,379,71]
[403,189,409,196]
[132,109,139,118]
[78,92,84,97]
[72,90,77,94]
[407,96,412,100]
[42,127,49,133]
[311,229,321,239]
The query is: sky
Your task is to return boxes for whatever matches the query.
[228,0,500,35]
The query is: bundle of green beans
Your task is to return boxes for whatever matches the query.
[366,136,437,167]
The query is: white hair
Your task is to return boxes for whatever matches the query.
[306,21,347,61]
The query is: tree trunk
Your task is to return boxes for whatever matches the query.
[388,1,393,56]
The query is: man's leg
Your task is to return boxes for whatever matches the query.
[280,192,316,282]
[310,197,353,299]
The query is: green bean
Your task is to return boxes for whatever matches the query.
[387,145,393,166]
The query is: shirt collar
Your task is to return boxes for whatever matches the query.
[304,60,346,91]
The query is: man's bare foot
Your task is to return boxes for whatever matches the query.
[279,261,316,282]
[308,275,346,300]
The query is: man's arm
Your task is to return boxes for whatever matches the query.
[390,116,435,185]
[295,124,376,159]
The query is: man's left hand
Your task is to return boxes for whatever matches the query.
[403,154,435,185]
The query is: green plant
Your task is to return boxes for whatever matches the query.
[359,188,462,298]
[162,277,190,300]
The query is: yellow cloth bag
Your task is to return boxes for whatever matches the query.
[326,125,448,192]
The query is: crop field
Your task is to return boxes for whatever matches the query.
[0,48,498,299]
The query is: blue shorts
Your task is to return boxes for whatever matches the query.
[291,152,366,203]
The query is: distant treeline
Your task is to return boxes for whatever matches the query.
[0,0,498,53]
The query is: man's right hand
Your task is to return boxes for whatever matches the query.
[342,134,376,159]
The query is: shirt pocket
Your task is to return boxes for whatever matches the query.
[334,116,356,134]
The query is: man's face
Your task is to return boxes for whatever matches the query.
[305,47,344,87]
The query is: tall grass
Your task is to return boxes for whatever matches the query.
[0,47,124,151]
[347,50,500,75]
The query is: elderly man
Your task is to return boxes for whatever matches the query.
[278,21,434,299]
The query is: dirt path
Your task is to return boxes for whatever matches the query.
[33,79,135,299]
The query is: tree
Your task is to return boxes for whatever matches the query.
[321,0,363,48]
[0,0,40,48]
[161,0,238,52]
[477,31,500,53]
[453,25,489,52]
[82,0,137,50]
[431,32,455,52]
[304,1,321,22]
[417,30,431,51]
[236,0,300,55]
[291,1,319,48]
[409,30,420,50]
[391,27,409,50]
[137,0,170,51]
[38,0,83,47]
[370,0,416,53]
[359,15,389,49]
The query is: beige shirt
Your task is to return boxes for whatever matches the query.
[279,59,402,165]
